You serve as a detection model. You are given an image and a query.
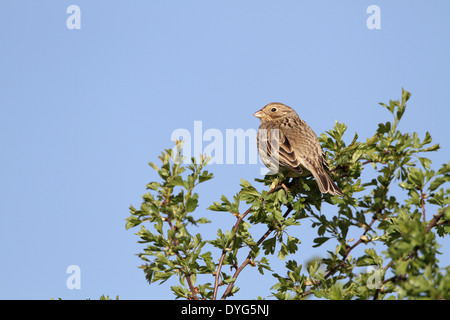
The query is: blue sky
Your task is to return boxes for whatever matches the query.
[0,1,449,299]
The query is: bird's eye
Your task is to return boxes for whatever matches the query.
[271,108,277,112]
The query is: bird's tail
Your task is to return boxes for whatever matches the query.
[312,169,344,197]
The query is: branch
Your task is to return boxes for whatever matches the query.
[425,205,448,233]
[220,205,294,300]
[300,216,377,299]
[212,184,284,300]
[326,216,376,277]
[420,189,426,222]
[166,209,199,300]
[373,205,449,299]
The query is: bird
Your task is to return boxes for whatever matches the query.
[254,102,343,197]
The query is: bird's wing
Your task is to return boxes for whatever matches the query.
[279,117,324,173]
[277,126,304,173]
[258,121,302,174]
[280,117,343,196]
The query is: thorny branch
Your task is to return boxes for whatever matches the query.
[372,205,449,299]
[298,206,448,300]
[163,197,199,300]
[299,215,377,299]
[220,204,294,299]
[212,184,286,300]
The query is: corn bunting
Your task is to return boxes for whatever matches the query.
[254,102,343,196]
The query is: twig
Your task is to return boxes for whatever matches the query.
[212,184,283,300]
[326,216,376,277]
[166,216,199,300]
[300,216,377,299]
[372,205,449,299]
[220,205,294,299]
[420,189,426,222]
[425,205,448,233]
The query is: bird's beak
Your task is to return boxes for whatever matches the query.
[253,110,264,118]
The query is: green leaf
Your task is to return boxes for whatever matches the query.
[185,197,198,213]
[312,237,330,248]
[208,201,227,211]
[418,157,432,170]
[396,104,406,121]
[262,237,276,255]
[278,243,288,261]
[125,216,141,230]
[356,248,381,266]
[167,175,186,188]
[148,162,159,171]
[429,163,450,192]
[396,260,409,275]
[146,182,161,190]
[401,88,411,104]
[377,122,391,135]
[286,236,300,254]
[422,131,432,146]
[422,144,440,152]
[199,170,214,183]
[223,277,237,284]
[170,286,191,299]
[352,149,364,163]
[152,271,173,284]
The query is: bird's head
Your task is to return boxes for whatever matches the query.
[254,102,297,122]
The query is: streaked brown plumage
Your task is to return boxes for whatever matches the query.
[254,102,343,197]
